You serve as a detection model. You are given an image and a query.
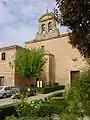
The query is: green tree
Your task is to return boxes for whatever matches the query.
[72,70,90,117]
[14,47,46,83]
[61,70,90,120]
[54,0,90,58]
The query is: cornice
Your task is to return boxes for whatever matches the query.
[25,33,69,44]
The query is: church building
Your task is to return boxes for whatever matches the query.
[0,11,86,87]
[25,11,86,86]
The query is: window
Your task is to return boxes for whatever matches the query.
[1,52,6,60]
[0,77,4,86]
[41,45,44,52]
[5,87,10,90]
[42,24,45,33]
[48,22,52,32]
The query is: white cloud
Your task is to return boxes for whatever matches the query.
[0,0,67,47]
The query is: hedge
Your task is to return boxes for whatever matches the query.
[5,116,50,120]
[38,85,65,94]
[0,104,17,120]
[0,98,66,120]
[48,91,63,98]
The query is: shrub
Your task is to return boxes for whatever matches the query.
[49,98,67,115]
[0,104,17,120]
[5,116,50,120]
[5,115,17,120]
[58,69,90,119]
[38,103,55,117]
[15,99,55,118]
[38,85,65,94]
[52,82,59,86]
[48,91,63,98]
[1,96,66,119]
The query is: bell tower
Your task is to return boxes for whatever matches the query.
[36,11,60,40]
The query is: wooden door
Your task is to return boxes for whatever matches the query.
[70,71,80,85]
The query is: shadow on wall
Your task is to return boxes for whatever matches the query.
[14,72,36,87]
[39,55,56,86]
[49,55,55,84]
[40,71,48,86]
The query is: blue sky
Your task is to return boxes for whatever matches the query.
[0,0,68,47]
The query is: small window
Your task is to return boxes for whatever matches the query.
[42,24,45,33]
[0,76,4,86]
[6,87,11,90]
[48,22,52,32]
[1,52,6,60]
[41,45,44,52]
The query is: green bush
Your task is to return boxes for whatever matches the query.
[49,98,67,115]
[5,115,49,120]
[38,85,65,94]
[15,100,55,118]
[0,104,17,120]
[1,96,66,120]
[38,104,55,117]
[48,91,63,98]
[5,115,17,120]
[52,82,59,86]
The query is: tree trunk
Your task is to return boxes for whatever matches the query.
[28,76,31,87]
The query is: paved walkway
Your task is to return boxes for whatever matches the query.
[28,90,65,102]
[0,90,89,120]
[0,90,65,106]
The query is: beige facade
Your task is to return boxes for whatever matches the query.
[0,46,16,86]
[0,11,86,87]
[0,45,29,86]
[26,11,86,86]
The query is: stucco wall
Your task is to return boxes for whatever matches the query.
[49,54,55,84]
[0,47,33,87]
[40,54,50,85]
[0,48,16,86]
[26,35,86,85]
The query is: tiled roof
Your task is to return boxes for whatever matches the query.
[0,45,23,51]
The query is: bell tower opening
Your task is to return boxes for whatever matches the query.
[48,22,52,32]
[36,11,60,41]
[42,24,45,34]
